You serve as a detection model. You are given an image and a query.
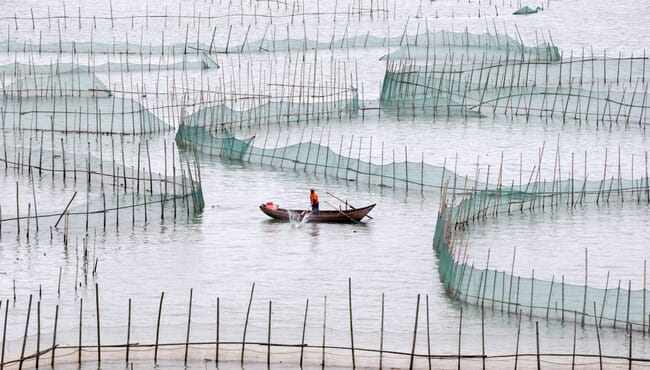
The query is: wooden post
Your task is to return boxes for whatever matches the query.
[409,294,420,369]
[632,258,648,336]
[593,302,603,370]
[426,295,431,370]
[582,248,588,325]
[380,293,384,370]
[184,288,193,365]
[1,300,8,370]
[321,296,327,367]
[572,311,577,369]
[241,283,255,364]
[16,182,19,235]
[19,295,32,370]
[267,301,272,365]
[126,298,131,364]
[215,297,220,365]
[457,307,462,370]
[36,300,40,368]
[348,277,356,368]
[51,304,58,368]
[514,310,522,370]
[481,307,486,370]
[629,323,633,370]
[154,292,164,363]
[78,298,82,365]
[300,299,309,367]
[95,283,101,364]
[535,321,541,370]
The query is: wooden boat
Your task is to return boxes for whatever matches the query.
[259,202,375,223]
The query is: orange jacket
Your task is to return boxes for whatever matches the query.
[310,191,319,205]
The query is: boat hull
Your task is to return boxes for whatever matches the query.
[259,203,375,223]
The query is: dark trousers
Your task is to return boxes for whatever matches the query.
[312,202,319,214]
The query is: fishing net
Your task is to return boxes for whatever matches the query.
[434,182,650,331]
[381,56,650,123]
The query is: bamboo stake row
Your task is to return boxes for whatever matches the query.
[0,284,645,369]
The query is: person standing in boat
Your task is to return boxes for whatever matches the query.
[310,188,320,214]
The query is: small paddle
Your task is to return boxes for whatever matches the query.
[324,200,362,224]
[326,192,374,220]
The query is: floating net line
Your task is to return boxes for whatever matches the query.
[182,89,359,129]
[0,95,171,135]
[0,30,557,57]
[380,54,650,123]
[175,123,471,193]
[0,54,218,75]
[433,176,650,333]
[176,120,650,197]
[379,37,560,63]
[0,64,174,134]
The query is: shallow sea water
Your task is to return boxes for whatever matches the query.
[0,0,648,368]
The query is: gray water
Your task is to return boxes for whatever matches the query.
[0,0,649,368]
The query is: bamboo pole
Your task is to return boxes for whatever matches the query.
[126,298,131,364]
[95,283,101,364]
[321,295,327,367]
[348,277,356,368]
[1,299,8,370]
[184,288,193,365]
[51,304,58,368]
[215,297,220,365]
[266,300,272,365]
[18,295,32,370]
[409,294,420,369]
[241,283,255,364]
[457,307,462,370]
[594,302,603,370]
[78,298,82,365]
[154,292,164,363]
[300,299,308,367]
[379,292,385,370]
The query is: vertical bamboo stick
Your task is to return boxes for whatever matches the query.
[321,295,327,367]
[77,298,82,365]
[184,288,193,365]
[266,300,272,365]
[409,294,420,369]
[348,277,356,368]
[95,283,101,364]
[215,297,220,365]
[594,302,603,370]
[457,307,462,370]
[426,295,431,370]
[154,292,164,363]
[126,298,131,364]
[18,295,32,370]
[514,310,522,370]
[536,321,541,370]
[1,300,8,370]
[36,300,40,368]
[241,283,255,364]
[300,299,308,367]
[51,304,58,368]
[379,293,385,370]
